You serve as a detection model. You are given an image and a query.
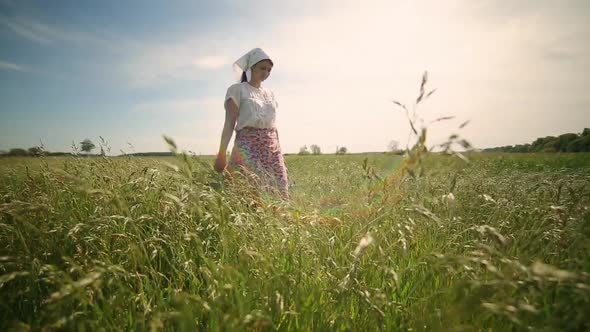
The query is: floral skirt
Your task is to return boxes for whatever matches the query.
[229,126,289,199]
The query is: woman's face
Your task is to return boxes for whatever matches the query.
[251,60,273,82]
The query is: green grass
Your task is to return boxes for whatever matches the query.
[1,152,589,331]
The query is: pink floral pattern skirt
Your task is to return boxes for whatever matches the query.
[229,127,289,199]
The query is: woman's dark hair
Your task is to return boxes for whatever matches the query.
[241,59,274,83]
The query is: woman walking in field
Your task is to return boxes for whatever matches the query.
[214,48,290,200]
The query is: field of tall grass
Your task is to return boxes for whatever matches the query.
[1,148,589,331]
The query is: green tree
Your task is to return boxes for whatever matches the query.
[567,135,590,152]
[387,140,401,153]
[336,146,348,155]
[555,133,579,152]
[8,148,28,156]
[581,136,590,152]
[530,138,543,152]
[298,145,310,155]
[80,139,96,154]
[28,146,43,157]
[513,144,529,153]
[531,136,556,152]
[310,144,321,155]
[542,140,557,152]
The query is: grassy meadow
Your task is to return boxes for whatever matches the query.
[1,150,589,331]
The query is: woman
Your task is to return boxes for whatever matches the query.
[214,48,289,200]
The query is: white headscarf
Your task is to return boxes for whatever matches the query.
[232,48,272,82]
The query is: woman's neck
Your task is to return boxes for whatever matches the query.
[247,80,261,89]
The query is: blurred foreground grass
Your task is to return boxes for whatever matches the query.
[1,152,589,331]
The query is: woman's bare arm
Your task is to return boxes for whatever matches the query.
[217,99,239,156]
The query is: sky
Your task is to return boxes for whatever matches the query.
[1,0,589,155]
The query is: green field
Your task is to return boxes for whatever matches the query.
[1,152,589,331]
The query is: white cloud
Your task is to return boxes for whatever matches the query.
[241,0,590,152]
[0,15,128,50]
[0,16,54,44]
[119,39,238,87]
[0,60,28,71]
[132,97,219,114]
[193,55,230,69]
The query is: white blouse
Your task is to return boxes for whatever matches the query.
[224,82,279,131]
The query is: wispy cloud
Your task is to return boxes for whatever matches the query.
[120,38,238,87]
[0,60,29,71]
[0,16,54,44]
[193,55,230,70]
[0,15,97,45]
[0,14,213,86]
[132,97,219,114]
[0,14,142,54]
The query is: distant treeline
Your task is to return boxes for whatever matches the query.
[3,128,589,157]
[125,152,175,157]
[0,147,74,157]
[483,128,590,153]
[0,148,176,157]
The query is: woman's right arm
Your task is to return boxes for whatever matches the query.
[214,99,239,172]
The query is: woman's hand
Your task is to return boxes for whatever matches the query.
[214,153,227,172]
